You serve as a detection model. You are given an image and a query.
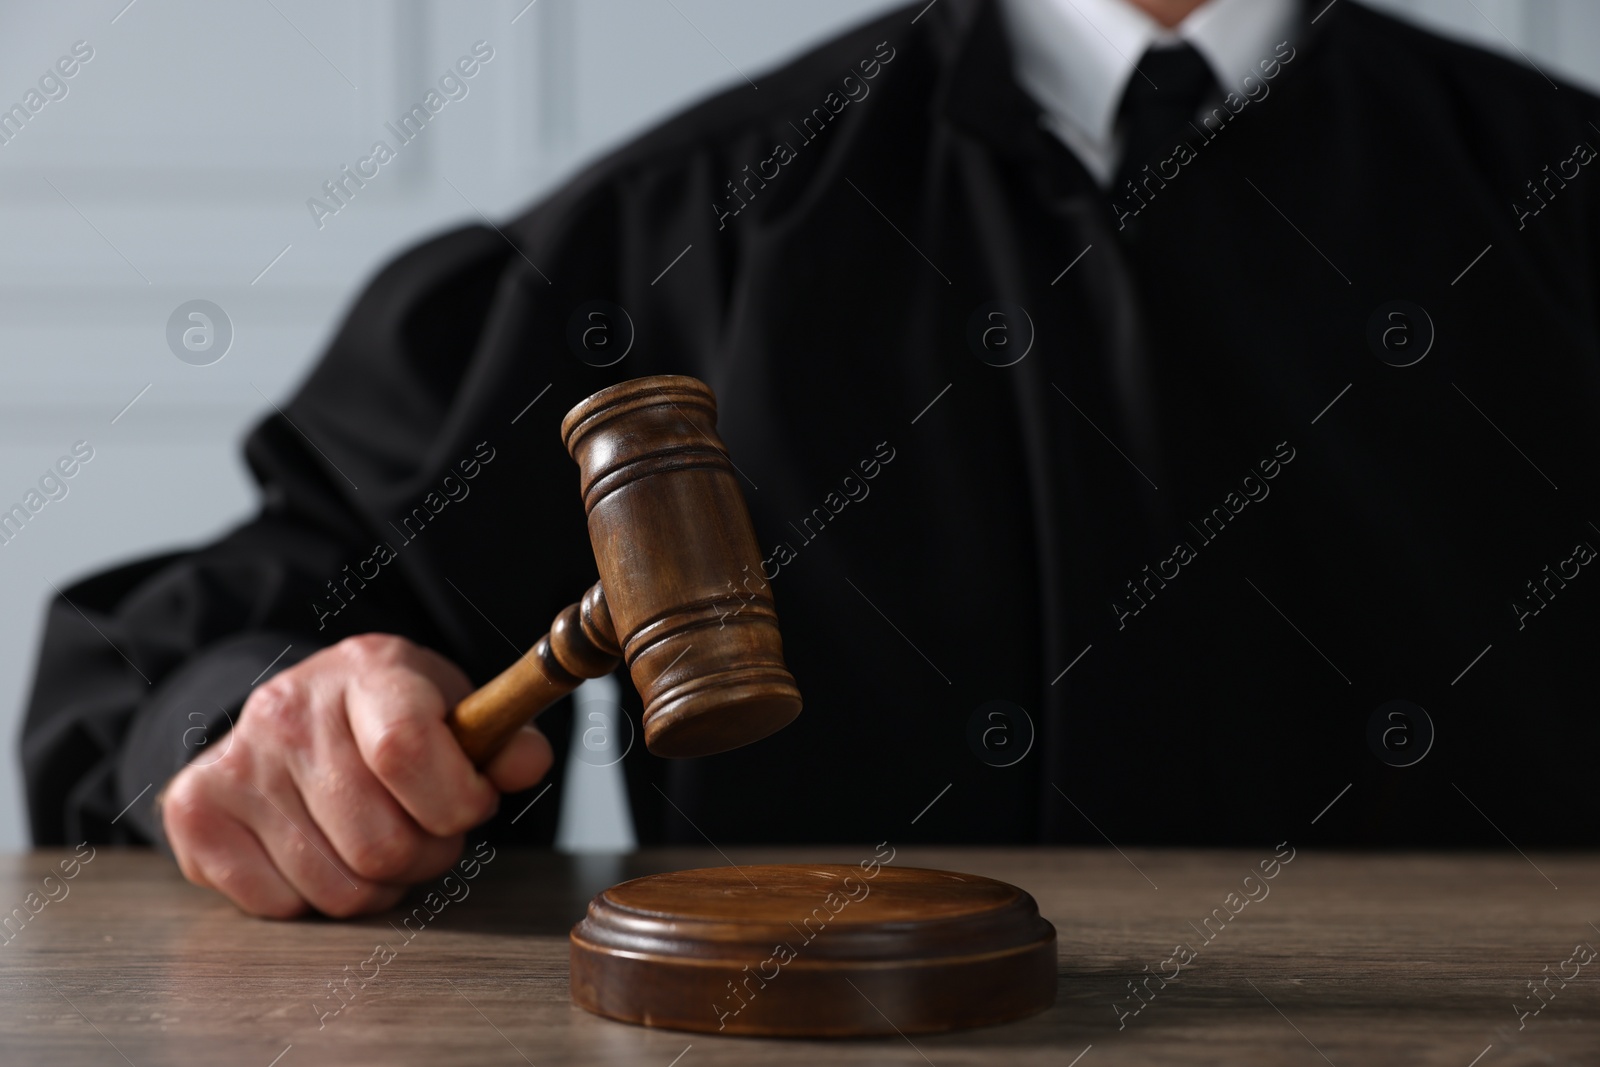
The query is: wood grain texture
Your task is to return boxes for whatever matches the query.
[562,376,802,758]
[570,864,1057,1035]
[445,374,803,765]
[447,583,620,765]
[3,846,1599,1065]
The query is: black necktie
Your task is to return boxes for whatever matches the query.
[1112,43,1218,205]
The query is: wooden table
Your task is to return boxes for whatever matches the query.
[2,846,1596,1065]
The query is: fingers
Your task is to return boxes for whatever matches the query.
[161,632,531,920]
[483,725,555,795]
[189,829,305,920]
[346,661,500,836]
[164,772,305,919]
[394,641,475,707]
[236,770,406,918]
[287,677,466,884]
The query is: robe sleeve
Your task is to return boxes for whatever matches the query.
[21,224,526,846]
[19,59,763,847]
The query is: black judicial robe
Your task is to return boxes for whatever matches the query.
[24,0,1600,851]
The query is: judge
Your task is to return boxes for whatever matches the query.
[23,0,1600,917]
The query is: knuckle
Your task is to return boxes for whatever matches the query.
[242,675,307,738]
[346,831,416,883]
[161,772,215,844]
[339,632,410,670]
[211,749,252,788]
[367,721,429,783]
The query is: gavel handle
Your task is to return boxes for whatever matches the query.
[445,581,623,767]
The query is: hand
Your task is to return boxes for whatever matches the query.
[160,634,552,919]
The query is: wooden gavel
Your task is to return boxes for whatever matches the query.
[445,375,802,765]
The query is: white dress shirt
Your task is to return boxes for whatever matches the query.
[997,0,1300,186]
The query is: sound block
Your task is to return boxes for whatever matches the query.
[569,863,1056,1037]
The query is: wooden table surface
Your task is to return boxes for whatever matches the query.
[2,845,1596,1066]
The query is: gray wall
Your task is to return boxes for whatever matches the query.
[1,0,1595,852]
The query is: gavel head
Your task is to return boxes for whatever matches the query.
[561,375,802,758]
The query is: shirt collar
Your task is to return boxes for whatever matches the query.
[998,0,1299,181]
